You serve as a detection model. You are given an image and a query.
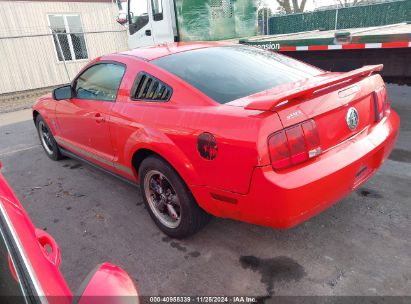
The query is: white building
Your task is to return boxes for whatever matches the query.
[0,0,128,95]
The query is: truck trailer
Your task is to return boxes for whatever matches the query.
[116,0,411,83]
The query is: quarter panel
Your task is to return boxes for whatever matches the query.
[106,55,284,194]
[112,100,282,194]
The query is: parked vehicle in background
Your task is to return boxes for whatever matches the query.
[32,43,399,238]
[116,0,257,48]
[115,0,411,83]
[0,162,138,303]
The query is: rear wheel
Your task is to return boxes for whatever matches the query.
[36,115,63,161]
[139,156,211,238]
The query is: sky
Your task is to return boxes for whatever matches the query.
[263,0,340,12]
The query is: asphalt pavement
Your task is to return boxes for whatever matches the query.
[0,84,410,298]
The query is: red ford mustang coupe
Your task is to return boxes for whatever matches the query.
[33,43,399,238]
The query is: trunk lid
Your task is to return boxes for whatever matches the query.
[276,74,384,151]
[242,65,385,152]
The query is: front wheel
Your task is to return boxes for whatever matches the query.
[36,115,63,161]
[139,156,211,238]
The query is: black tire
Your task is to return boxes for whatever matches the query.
[139,155,211,238]
[35,115,63,161]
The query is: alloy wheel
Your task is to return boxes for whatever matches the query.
[38,121,54,155]
[144,170,181,229]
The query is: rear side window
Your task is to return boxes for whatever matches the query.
[152,46,322,104]
[74,63,125,102]
[131,72,172,101]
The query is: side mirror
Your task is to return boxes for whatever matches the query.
[116,13,128,25]
[53,85,72,100]
[76,263,139,304]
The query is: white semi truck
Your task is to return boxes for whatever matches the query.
[115,1,411,83]
[116,0,257,49]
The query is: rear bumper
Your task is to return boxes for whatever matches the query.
[191,110,400,228]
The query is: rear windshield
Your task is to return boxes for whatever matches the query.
[152,46,322,104]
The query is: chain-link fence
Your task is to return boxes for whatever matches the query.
[0,0,130,108]
[0,25,128,94]
[266,0,410,35]
[0,24,128,112]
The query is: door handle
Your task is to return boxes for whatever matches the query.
[145,29,151,36]
[35,229,61,267]
[94,113,105,123]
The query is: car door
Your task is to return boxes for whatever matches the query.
[0,165,139,303]
[0,167,72,304]
[128,0,154,48]
[55,62,126,170]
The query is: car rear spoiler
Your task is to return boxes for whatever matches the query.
[245,64,383,111]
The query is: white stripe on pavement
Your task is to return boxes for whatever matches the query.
[0,145,41,157]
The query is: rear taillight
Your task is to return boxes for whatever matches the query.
[268,119,321,170]
[373,86,389,121]
[301,120,321,158]
[268,130,291,169]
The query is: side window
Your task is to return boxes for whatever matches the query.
[74,63,126,102]
[0,237,25,302]
[129,0,149,35]
[131,72,172,102]
[151,0,163,21]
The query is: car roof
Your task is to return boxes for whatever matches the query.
[119,41,234,61]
